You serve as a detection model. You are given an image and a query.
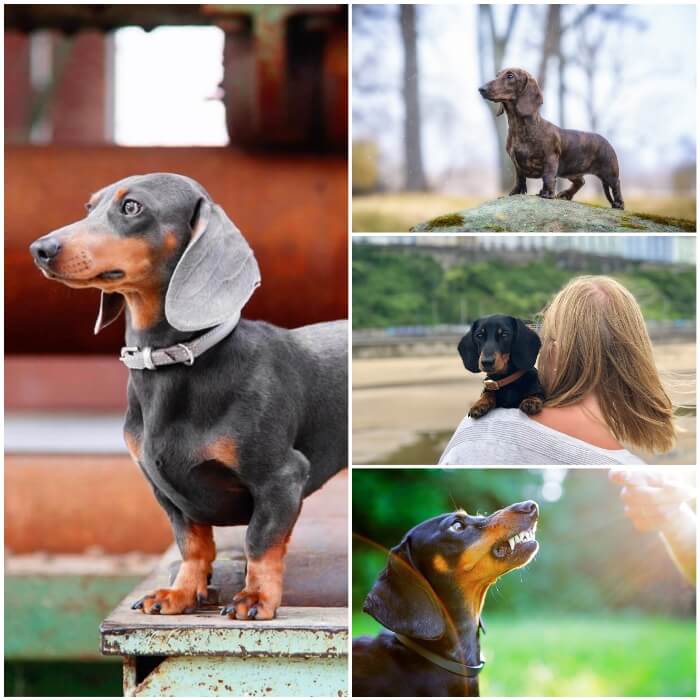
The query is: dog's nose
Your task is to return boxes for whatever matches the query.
[478,86,487,97]
[481,355,495,369]
[512,500,539,516]
[30,238,61,264]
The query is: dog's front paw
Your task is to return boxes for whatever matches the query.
[132,587,205,615]
[519,396,543,415]
[221,589,278,621]
[468,401,492,419]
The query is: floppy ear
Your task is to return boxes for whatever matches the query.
[363,539,446,640]
[516,75,543,117]
[164,198,261,331]
[94,292,125,335]
[510,318,541,369]
[457,322,480,373]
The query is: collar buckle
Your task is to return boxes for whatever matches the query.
[119,346,140,364]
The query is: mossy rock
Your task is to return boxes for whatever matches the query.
[410,195,696,233]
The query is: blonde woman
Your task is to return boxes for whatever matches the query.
[440,276,676,465]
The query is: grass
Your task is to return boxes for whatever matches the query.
[352,192,696,233]
[352,613,696,696]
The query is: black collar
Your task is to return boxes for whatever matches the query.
[395,633,485,678]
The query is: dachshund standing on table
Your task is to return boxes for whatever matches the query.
[458,315,545,419]
[30,173,347,620]
[479,67,624,209]
[353,501,540,696]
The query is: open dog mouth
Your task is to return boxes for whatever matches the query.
[97,270,125,280]
[491,522,538,559]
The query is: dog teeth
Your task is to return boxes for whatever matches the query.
[506,528,535,551]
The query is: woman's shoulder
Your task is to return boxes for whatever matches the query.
[439,408,645,465]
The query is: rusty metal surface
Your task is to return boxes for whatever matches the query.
[5,146,347,354]
[102,595,348,657]
[124,654,347,697]
[5,454,173,554]
[6,356,128,410]
[5,5,341,32]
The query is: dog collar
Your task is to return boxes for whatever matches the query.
[483,368,526,391]
[395,633,485,678]
[119,313,240,370]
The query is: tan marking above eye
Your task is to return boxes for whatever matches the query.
[114,187,129,201]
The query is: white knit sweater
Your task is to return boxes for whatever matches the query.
[439,409,645,466]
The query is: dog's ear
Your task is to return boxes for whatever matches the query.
[363,538,446,640]
[164,198,261,331]
[457,321,480,373]
[510,318,541,369]
[94,292,125,335]
[516,74,543,117]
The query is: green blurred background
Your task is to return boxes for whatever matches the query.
[352,468,696,696]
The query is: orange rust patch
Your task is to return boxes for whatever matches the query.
[123,431,141,463]
[433,553,450,573]
[114,187,129,201]
[202,437,239,468]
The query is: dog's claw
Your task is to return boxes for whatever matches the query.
[220,604,234,616]
[131,599,144,610]
[247,605,258,619]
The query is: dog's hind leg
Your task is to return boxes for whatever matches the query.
[509,172,527,196]
[556,175,585,201]
[602,177,624,209]
[223,449,310,621]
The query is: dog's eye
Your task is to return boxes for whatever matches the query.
[449,521,465,533]
[122,199,142,216]
[506,72,514,80]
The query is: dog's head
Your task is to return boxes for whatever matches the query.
[458,315,541,375]
[363,501,539,640]
[29,173,260,334]
[478,67,543,117]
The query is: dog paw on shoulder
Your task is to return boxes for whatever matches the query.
[469,398,494,419]
[519,396,544,415]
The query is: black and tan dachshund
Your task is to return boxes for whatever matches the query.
[353,501,539,696]
[458,315,545,419]
[30,173,347,621]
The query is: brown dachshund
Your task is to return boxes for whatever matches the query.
[353,501,539,696]
[480,67,624,209]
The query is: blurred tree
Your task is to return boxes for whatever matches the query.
[477,4,520,191]
[399,5,427,191]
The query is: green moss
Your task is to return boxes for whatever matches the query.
[484,225,508,232]
[424,212,465,229]
[634,212,696,232]
[619,216,646,230]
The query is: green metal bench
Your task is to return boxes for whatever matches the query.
[101,519,348,697]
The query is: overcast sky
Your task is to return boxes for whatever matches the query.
[353,4,696,194]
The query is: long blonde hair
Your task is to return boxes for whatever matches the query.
[539,276,675,453]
